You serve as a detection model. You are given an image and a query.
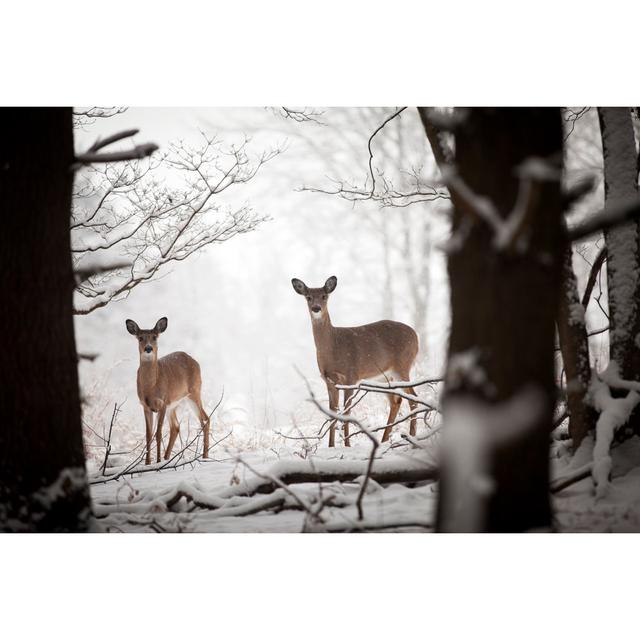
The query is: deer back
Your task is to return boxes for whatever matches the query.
[322,320,418,383]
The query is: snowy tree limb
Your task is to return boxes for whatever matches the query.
[72,133,279,314]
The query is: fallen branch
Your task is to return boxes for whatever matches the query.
[549,463,592,494]
[217,456,439,501]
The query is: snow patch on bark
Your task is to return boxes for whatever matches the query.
[439,386,547,531]
[32,467,88,512]
[447,349,488,391]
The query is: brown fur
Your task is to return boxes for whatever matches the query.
[126,317,210,464]
[292,276,419,446]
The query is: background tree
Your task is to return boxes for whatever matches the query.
[598,107,640,383]
[298,106,448,350]
[0,108,91,531]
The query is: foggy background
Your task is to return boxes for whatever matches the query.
[73,108,452,441]
[73,107,612,448]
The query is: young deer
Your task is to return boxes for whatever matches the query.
[125,317,211,465]
[292,275,419,446]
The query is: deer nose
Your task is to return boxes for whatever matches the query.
[144,345,153,353]
[311,305,321,313]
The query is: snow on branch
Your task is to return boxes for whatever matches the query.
[72,132,281,314]
[590,371,640,498]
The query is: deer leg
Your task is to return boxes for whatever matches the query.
[326,381,339,448]
[165,409,180,460]
[405,386,418,436]
[156,406,166,463]
[144,407,153,465]
[381,394,402,443]
[342,388,355,447]
[197,398,211,459]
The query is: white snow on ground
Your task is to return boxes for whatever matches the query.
[589,374,640,497]
[551,435,640,532]
[88,424,440,533]
[87,410,640,533]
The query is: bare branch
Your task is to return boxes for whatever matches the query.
[74,142,159,168]
[568,197,640,241]
[72,132,280,314]
[581,246,607,308]
[275,107,326,125]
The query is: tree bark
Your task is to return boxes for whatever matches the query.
[597,108,640,380]
[0,108,90,531]
[435,108,564,532]
[557,243,597,448]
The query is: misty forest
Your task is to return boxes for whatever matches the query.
[3,105,640,533]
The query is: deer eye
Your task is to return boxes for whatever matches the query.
[322,295,327,300]
[138,337,143,342]
[306,296,311,301]
[151,336,156,341]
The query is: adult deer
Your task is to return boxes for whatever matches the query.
[125,317,211,465]
[291,275,419,446]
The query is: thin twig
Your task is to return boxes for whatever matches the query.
[100,402,120,475]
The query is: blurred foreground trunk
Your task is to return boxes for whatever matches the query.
[434,108,564,532]
[0,108,90,531]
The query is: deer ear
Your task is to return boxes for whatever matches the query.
[155,317,168,333]
[324,275,337,294]
[291,278,308,295]
[125,319,139,335]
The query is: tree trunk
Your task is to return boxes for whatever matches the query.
[0,108,90,531]
[597,108,640,380]
[557,243,597,448]
[435,108,564,532]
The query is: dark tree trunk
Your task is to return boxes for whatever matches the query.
[0,108,90,531]
[557,244,597,448]
[597,108,640,380]
[435,108,564,532]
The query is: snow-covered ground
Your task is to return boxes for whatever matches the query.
[88,418,440,533]
[552,435,640,532]
[86,415,640,533]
